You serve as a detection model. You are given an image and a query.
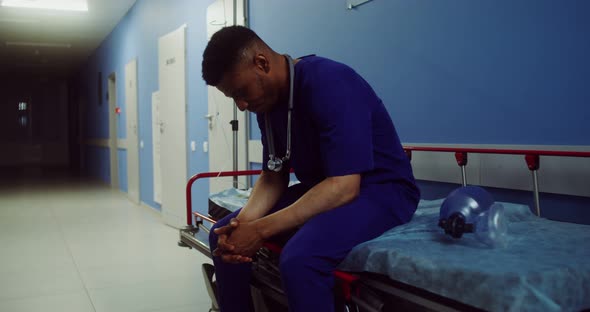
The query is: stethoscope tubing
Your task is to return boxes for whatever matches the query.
[265,54,294,172]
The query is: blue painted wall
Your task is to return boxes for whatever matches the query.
[78,0,589,222]
[247,0,590,223]
[118,149,128,193]
[249,0,590,145]
[78,0,213,213]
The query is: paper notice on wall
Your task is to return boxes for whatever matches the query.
[206,0,246,40]
[206,0,228,40]
[152,91,162,204]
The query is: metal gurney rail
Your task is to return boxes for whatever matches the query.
[178,169,369,311]
[179,169,262,256]
[403,146,590,216]
[178,147,590,312]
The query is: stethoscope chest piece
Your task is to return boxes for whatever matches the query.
[267,157,283,172]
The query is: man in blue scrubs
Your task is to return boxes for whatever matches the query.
[202,26,420,312]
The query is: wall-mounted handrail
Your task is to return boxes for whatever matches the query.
[185,148,589,224]
[403,146,590,158]
[402,146,590,216]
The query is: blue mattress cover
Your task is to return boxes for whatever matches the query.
[209,188,251,212]
[338,199,590,312]
[208,190,590,311]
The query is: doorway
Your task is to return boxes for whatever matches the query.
[108,73,119,189]
[206,0,248,194]
[158,25,188,228]
[125,59,140,204]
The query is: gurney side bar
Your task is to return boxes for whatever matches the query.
[179,212,217,255]
[361,276,463,312]
[186,170,262,226]
[179,228,212,258]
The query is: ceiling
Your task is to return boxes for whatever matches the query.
[0,0,137,77]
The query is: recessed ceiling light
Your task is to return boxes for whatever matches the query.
[1,0,88,12]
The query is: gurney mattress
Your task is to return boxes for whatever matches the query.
[208,190,590,311]
[338,199,590,312]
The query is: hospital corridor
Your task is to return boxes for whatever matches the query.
[0,168,212,312]
[1,0,589,311]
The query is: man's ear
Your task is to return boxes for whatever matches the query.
[253,54,270,73]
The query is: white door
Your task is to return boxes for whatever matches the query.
[108,73,119,189]
[206,0,248,194]
[152,91,162,205]
[158,25,188,228]
[125,59,140,204]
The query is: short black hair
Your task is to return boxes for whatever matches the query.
[202,26,262,86]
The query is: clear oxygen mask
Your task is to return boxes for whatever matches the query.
[438,186,508,247]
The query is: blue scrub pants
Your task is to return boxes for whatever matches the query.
[209,182,417,312]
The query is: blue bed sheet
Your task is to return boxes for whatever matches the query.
[338,199,590,312]
[208,190,590,311]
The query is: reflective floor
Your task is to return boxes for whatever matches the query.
[0,166,213,312]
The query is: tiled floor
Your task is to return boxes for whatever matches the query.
[0,167,214,312]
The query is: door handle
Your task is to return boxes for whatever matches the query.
[204,114,215,130]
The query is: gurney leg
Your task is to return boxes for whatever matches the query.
[251,286,270,312]
[202,263,220,312]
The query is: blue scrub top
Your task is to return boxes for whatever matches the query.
[257,56,419,200]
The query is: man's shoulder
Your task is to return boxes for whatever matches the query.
[297,55,357,85]
[298,55,349,70]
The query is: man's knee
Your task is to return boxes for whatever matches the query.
[209,221,221,249]
[208,210,242,251]
[209,214,231,250]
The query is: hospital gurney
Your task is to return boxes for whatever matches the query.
[179,147,590,312]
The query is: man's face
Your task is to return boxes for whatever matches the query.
[217,55,277,114]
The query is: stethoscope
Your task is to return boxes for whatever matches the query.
[265,54,294,172]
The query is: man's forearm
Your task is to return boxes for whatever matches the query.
[237,170,289,222]
[254,174,361,239]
